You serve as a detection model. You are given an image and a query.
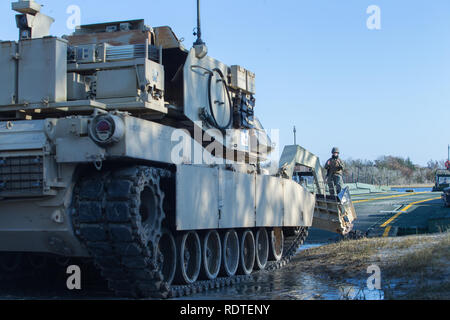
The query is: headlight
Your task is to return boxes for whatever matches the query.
[89,114,125,146]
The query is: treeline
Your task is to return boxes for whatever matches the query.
[341,156,447,186]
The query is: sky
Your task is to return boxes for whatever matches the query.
[1,0,449,166]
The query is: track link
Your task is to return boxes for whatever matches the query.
[72,165,310,299]
[73,166,170,298]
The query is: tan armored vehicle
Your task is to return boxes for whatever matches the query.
[0,0,356,298]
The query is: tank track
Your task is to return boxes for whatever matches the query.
[72,165,309,299]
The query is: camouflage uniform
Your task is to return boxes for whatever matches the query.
[325,157,345,195]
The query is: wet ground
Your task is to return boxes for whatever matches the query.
[0,191,448,300]
[175,244,384,301]
[175,267,383,300]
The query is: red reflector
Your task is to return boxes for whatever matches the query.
[96,120,111,132]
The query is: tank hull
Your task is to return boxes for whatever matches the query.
[0,116,315,258]
[0,198,89,257]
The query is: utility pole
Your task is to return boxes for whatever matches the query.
[446,144,450,170]
[293,126,297,145]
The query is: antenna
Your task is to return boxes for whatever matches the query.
[193,0,208,59]
[194,0,204,46]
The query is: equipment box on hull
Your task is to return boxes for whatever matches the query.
[18,37,67,104]
[0,41,18,105]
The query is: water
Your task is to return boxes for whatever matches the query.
[297,244,324,253]
[177,244,385,301]
[339,285,384,300]
[179,267,384,301]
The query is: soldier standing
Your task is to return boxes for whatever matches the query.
[325,147,345,195]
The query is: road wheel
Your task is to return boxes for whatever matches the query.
[0,253,22,272]
[175,231,201,285]
[200,230,222,280]
[159,229,177,285]
[28,254,48,269]
[269,228,284,262]
[237,230,255,275]
[220,229,239,277]
[255,228,269,270]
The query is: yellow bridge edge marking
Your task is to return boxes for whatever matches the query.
[353,192,430,204]
[380,197,441,236]
[382,226,392,237]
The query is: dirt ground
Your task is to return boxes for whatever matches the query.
[293,232,450,299]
